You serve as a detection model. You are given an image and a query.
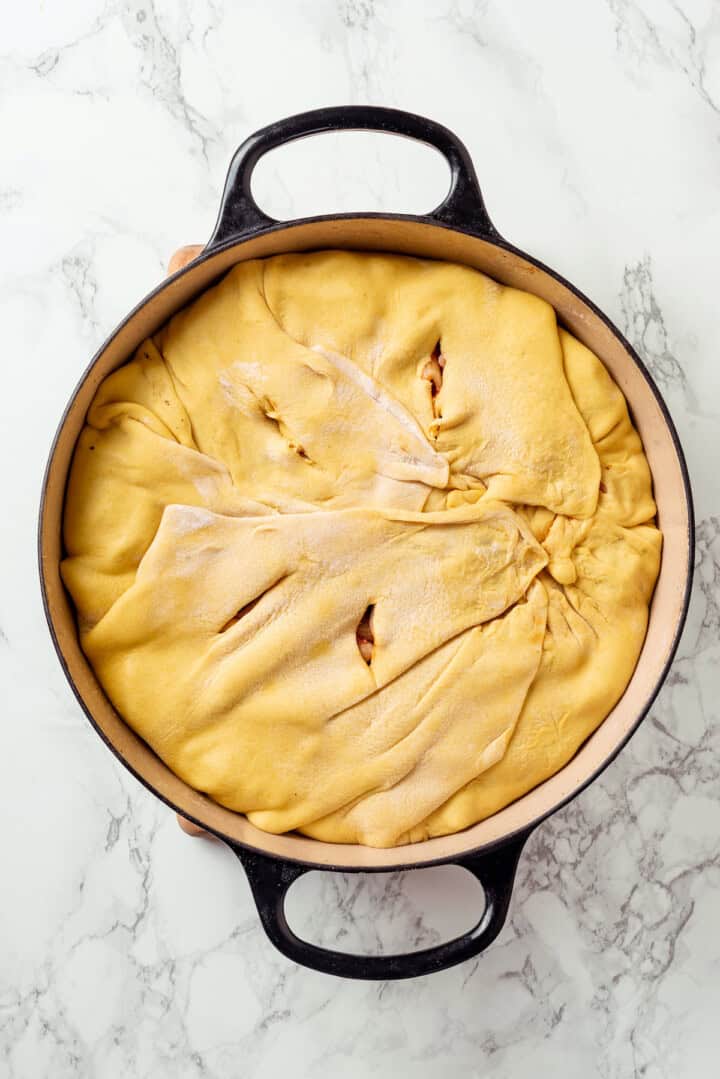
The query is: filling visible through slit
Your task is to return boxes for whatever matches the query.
[218,573,290,634]
[261,395,312,462]
[356,604,375,664]
[422,341,444,432]
[219,594,264,634]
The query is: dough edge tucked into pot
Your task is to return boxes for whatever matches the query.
[62,251,661,847]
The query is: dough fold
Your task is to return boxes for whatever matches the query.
[62,252,660,846]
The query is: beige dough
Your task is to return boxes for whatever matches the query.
[62,252,661,847]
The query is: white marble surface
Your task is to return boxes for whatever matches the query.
[2,1,719,1075]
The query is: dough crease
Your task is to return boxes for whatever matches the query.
[63,252,661,846]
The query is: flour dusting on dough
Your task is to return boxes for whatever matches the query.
[61,252,661,848]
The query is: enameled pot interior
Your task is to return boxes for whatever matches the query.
[40,216,692,869]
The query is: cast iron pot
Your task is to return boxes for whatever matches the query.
[39,106,694,980]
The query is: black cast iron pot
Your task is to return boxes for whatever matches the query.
[39,106,694,980]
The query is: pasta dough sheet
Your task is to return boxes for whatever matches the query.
[62,252,661,847]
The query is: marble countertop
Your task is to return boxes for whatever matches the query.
[2,1,719,1076]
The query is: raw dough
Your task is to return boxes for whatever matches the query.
[62,252,661,847]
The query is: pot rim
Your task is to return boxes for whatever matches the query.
[38,209,695,872]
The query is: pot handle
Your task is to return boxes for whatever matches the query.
[207,105,498,250]
[231,829,531,980]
